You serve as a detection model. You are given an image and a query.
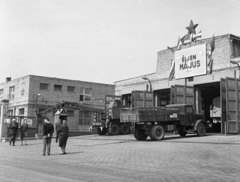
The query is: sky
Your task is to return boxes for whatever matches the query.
[0,0,240,84]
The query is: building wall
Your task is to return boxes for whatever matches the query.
[0,76,30,117]
[28,75,115,131]
[0,75,115,134]
[115,34,240,94]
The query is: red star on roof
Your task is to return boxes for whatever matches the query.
[186,20,198,34]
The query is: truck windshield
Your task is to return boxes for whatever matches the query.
[108,101,117,108]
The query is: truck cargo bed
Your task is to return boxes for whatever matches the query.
[120,107,180,123]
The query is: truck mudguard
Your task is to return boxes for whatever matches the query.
[194,119,207,131]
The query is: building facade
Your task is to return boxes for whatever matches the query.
[115,34,240,134]
[0,75,115,139]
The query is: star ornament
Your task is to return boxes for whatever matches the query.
[186,20,198,34]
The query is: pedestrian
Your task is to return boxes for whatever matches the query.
[9,118,18,146]
[57,120,69,155]
[19,119,28,146]
[42,118,54,156]
[55,119,62,143]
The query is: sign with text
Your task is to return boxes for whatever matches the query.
[175,44,207,79]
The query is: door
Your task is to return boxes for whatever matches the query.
[224,77,240,134]
[220,78,226,134]
[185,105,194,126]
[170,85,194,106]
[131,91,154,108]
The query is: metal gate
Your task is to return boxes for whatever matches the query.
[170,84,194,105]
[221,77,240,134]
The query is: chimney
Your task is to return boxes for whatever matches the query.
[6,77,11,82]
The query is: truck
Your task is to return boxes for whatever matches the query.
[94,91,154,136]
[120,104,211,141]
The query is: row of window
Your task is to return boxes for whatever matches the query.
[40,83,92,102]
[0,85,93,102]
[0,86,15,101]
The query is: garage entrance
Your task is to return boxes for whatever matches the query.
[196,82,221,133]
[154,89,171,109]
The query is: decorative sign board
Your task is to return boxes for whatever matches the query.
[175,44,207,79]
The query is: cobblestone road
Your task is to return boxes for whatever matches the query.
[0,134,240,182]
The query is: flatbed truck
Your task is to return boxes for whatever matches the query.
[120,104,211,141]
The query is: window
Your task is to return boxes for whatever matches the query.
[8,110,13,116]
[9,86,15,101]
[40,83,49,90]
[0,89,3,100]
[67,86,75,92]
[79,87,92,102]
[233,40,240,58]
[54,85,62,92]
[67,110,74,117]
[186,106,193,114]
[19,108,24,115]
[79,111,90,125]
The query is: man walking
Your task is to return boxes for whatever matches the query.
[42,118,54,156]
[20,119,28,145]
[9,118,18,146]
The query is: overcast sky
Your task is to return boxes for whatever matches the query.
[0,0,239,84]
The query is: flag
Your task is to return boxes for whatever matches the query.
[208,59,213,74]
[168,59,175,81]
[209,34,215,52]
[180,33,190,44]
[192,31,202,41]
[177,36,181,50]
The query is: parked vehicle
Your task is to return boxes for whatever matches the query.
[94,91,154,135]
[121,104,211,141]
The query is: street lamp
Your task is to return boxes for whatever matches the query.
[142,76,152,92]
[230,59,240,78]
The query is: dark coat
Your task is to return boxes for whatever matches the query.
[43,123,54,137]
[57,124,69,147]
[9,122,18,135]
[57,124,69,137]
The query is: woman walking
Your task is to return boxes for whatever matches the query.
[57,120,69,155]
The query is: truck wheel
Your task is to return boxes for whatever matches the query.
[134,129,148,141]
[97,127,107,135]
[120,124,130,134]
[102,128,108,135]
[97,128,103,135]
[178,130,187,137]
[149,125,165,141]
[196,122,206,136]
[110,124,120,135]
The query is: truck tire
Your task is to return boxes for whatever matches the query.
[196,122,206,136]
[97,127,107,135]
[97,128,103,135]
[149,125,165,141]
[134,129,148,141]
[110,124,120,135]
[120,124,130,134]
[178,129,187,137]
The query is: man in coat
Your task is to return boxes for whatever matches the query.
[42,118,54,156]
[9,118,18,146]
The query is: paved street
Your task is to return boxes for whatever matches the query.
[0,134,240,182]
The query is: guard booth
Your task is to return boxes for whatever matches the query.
[54,109,68,136]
